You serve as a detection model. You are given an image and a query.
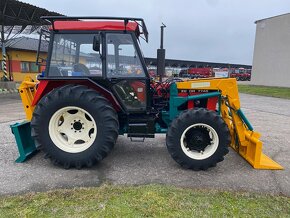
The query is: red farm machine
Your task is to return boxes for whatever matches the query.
[179,67,213,79]
[11,16,282,170]
[230,68,251,81]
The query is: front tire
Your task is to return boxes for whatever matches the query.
[31,85,119,169]
[166,108,230,170]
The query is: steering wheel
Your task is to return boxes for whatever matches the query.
[73,63,90,76]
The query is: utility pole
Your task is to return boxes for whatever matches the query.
[1,24,9,81]
[157,23,166,82]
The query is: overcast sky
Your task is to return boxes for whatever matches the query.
[22,0,290,65]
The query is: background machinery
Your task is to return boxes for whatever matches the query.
[179,67,213,79]
[12,16,282,170]
[229,68,251,81]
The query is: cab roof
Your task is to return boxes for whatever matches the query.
[42,16,148,42]
[53,21,139,31]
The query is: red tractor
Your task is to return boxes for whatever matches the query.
[13,16,282,171]
[230,68,251,81]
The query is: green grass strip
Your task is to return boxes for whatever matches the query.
[238,85,290,99]
[0,184,289,217]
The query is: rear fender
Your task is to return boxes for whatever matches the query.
[32,79,121,111]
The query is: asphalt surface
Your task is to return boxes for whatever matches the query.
[0,93,289,196]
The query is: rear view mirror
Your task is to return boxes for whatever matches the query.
[93,35,100,52]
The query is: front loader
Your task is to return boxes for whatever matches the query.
[11,16,283,170]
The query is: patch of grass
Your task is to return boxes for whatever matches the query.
[0,184,289,217]
[238,85,290,99]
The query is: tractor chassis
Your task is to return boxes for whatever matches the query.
[13,76,283,170]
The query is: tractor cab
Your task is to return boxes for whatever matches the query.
[37,17,150,113]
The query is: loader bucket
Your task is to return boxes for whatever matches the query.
[10,121,37,163]
[228,108,283,170]
[238,131,283,170]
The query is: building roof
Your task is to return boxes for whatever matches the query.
[0,0,62,26]
[1,36,92,58]
[1,36,49,52]
[255,13,290,24]
[0,0,63,36]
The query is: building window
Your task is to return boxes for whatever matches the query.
[20,62,39,73]
[30,62,39,72]
[0,60,2,71]
[21,62,30,72]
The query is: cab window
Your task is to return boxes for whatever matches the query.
[106,33,145,78]
[48,33,102,77]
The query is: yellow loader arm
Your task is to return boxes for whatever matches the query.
[177,78,283,170]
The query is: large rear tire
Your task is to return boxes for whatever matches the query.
[166,108,230,170]
[31,85,119,169]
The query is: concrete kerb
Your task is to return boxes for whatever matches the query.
[0,81,16,89]
[0,88,19,95]
[0,81,19,95]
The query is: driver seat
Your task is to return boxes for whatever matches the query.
[73,63,90,76]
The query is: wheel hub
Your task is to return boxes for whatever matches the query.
[73,120,83,131]
[180,123,219,160]
[186,128,211,152]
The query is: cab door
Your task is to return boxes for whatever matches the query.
[105,33,149,112]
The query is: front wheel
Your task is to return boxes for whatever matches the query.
[166,108,230,170]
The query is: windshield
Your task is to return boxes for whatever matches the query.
[48,33,102,77]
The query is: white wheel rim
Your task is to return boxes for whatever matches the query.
[48,106,97,153]
[180,123,219,160]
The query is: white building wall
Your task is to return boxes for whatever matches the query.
[251,14,290,87]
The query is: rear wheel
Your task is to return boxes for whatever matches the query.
[166,108,230,170]
[31,85,119,169]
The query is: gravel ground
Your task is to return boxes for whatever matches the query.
[0,93,289,196]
